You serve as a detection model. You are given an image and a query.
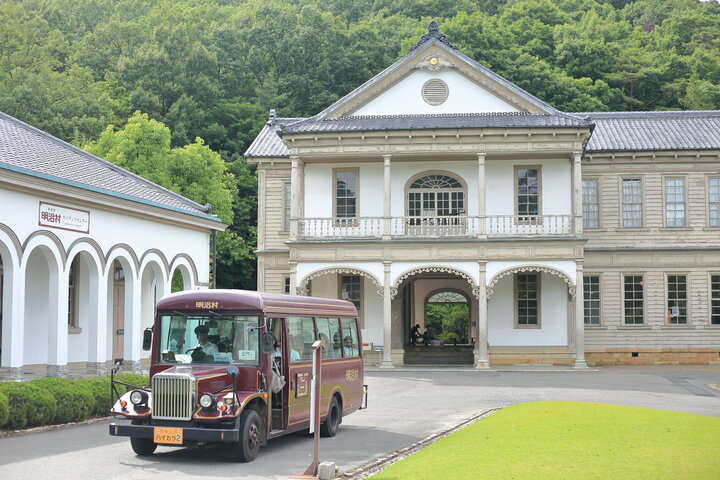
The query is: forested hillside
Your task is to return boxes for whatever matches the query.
[2,0,719,287]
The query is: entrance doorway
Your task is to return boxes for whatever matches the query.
[425,290,470,345]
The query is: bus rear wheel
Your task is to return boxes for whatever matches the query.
[320,396,341,437]
[233,409,262,462]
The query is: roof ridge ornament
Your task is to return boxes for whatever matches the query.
[410,21,458,52]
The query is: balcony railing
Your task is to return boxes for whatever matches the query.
[297,215,574,239]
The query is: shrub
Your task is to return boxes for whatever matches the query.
[77,377,113,417]
[30,378,94,424]
[0,382,57,429]
[113,373,150,390]
[0,391,8,428]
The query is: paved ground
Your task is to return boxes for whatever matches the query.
[1,365,718,480]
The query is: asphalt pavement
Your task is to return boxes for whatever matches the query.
[1,365,718,480]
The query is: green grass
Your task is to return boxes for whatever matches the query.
[369,402,720,480]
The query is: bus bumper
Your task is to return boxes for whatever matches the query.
[109,422,240,443]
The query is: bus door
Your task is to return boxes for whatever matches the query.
[286,316,315,431]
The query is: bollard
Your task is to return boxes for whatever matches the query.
[318,461,337,480]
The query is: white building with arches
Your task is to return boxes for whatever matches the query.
[246,23,720,368]
[0,111,226,378]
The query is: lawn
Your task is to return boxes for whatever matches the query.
[368,401,720,480]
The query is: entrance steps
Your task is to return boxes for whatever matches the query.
[404,345,474,365]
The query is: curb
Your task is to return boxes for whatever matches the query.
[0,415,112,439]
[340,408,501,480]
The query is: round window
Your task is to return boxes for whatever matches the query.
[422,79,449,106]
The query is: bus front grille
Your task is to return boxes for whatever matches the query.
[152,374,194,421]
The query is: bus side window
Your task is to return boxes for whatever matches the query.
[316,318,341,359]
[341,318,359,357]
[288,317,314,362]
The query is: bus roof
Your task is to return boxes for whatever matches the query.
[156,289,358,317]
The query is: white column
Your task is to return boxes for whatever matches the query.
[0,263,24,379]
[572,152,583,236]
[125,275,143,373]
[477,153,486,238]
[475,262,490,370]
[574,263,587,368]
[290,156,301,240]
[88,268,108,373]
[380,261,394,368]
[383,154,392,239]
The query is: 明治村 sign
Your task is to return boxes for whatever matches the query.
[38,201,90,233]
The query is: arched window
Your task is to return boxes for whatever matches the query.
[424,289,470,345]
[408,174,465,218]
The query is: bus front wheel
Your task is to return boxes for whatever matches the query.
[320,397,342,438]
[233,409,262,462]
[130,437,158,456]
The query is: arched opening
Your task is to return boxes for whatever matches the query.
[107,259,128,364]
[67,251,101,365]
[140,261,167,363]
[425,290,470,346]
[24,246,60,369]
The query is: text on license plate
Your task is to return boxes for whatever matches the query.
[153,427,183,444]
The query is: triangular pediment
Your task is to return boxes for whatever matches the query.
[315,22,558,120]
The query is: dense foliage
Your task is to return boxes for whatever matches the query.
[2,0,719,287]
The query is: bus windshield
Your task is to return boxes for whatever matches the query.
[157,313,260,365]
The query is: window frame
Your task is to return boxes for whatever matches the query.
[663,176,687,228]
[283,276,291,295]
[68,256,81,333]
[582,177,600,229]
[338,275,363,328]
[623,274,645,325]
[666,273,688,325]
[514,166,542,222]
[621,178,644,228]
[708,176,720,228]
[515,273,541,328]
[710,274,720,325]
[583,274,601,325]
[282,181,291,232]
[333,168,359,225]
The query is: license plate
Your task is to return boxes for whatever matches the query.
[153,427,183,444]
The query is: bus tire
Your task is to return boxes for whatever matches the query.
[130,436,158,456]
[233,409,262,462]
[320,396,342,438]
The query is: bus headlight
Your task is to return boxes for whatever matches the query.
[199,393,216,409]
[129,390,148,407]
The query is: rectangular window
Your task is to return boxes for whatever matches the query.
[316,317,343,359]
[710,275,720,325]
[664,177,686,227]
[340,318,360,357]
[516,273,539,327]
[623,275,644,324]
[283,277,290,295]
[340,276,361,311]
[582,178,600,229]
[282,182,291,232]
[666,275,687,324]
[287,316,315,362]
[516,167,540,219]
[583,275,600,325]
[709,177,720,227]
[334,169,358,224]
[622,179,643,228]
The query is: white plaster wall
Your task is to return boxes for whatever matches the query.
[24,252,51,365]
[485,158,571,216]
[67,256,92,363]
[391,261,479,287]
[297,262,384,288]
[304,163,384,218]
[353,69,520,116]
[487,273,568,346]
[487,260,577,285]
[0,189,210,284]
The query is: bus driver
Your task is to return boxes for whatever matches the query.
[193,325,219,356]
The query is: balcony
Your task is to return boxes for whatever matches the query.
[297,215,575,240]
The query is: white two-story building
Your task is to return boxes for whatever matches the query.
[246,22,720,368]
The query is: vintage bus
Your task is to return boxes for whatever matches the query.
[109,289,366,461]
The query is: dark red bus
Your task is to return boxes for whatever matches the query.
[109,289,366,461]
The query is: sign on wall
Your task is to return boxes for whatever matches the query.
[38,201,90,233]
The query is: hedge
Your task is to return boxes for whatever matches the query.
[0,391,8,428]
[30,378,95,424]
[0,382,57,429]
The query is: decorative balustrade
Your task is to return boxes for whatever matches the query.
[297,215,574,239]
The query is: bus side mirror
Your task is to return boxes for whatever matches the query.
[260,332,274,355]
[142,327,153,351]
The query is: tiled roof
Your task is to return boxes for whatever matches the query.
[244,117,302,158]
[0,111,221,221]
[280,112,591,135]
[581,111,720,152]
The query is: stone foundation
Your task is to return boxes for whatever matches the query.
[586,348,720,366]
[489,347,574,366]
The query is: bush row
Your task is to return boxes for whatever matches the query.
[0,372,149,430]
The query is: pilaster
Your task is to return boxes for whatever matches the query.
[475,261,490,370]
[380,261,394,368]
[574,262,588,369]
